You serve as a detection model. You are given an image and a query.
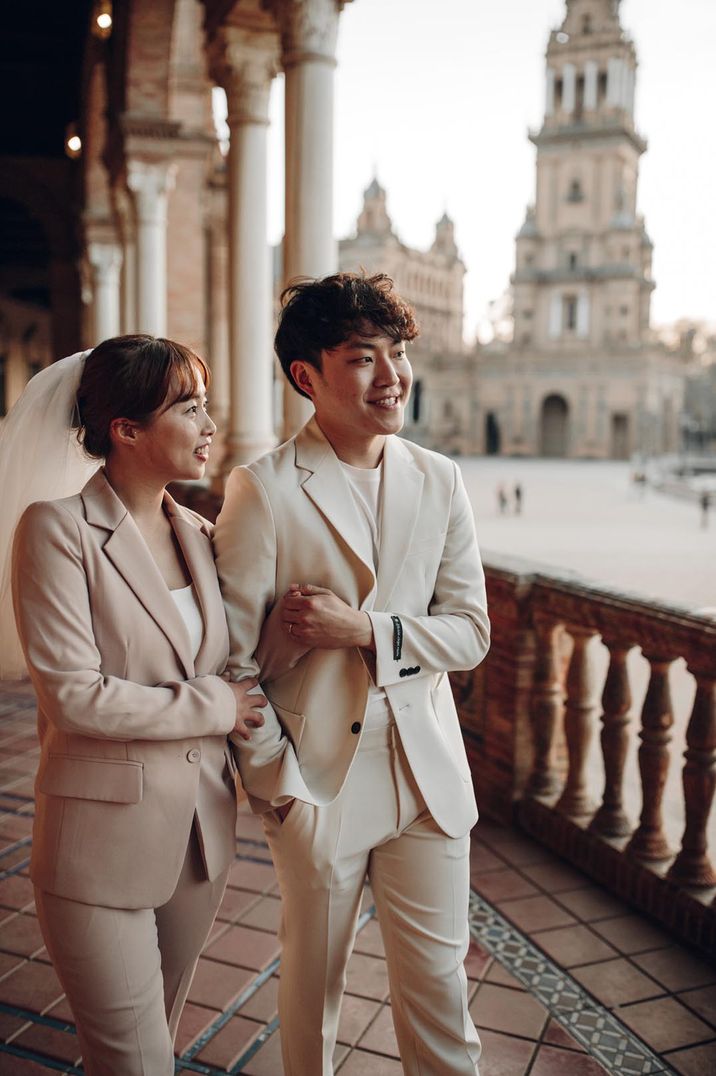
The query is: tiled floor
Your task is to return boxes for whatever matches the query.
[0,681,715,1075]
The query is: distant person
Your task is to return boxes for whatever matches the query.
[497,482,508,514]
[700,490,711,529]
[514,481,523,515]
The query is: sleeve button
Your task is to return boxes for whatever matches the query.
[187,748,201,763]
[351,721,361,734]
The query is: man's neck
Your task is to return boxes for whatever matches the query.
[315,419,385,468]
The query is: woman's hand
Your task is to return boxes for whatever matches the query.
[280,584,375,651]
[227,677,267,741]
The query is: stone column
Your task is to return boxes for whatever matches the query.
[112,186,138,334]
[273,0,345,438]
[87,242,122,343]
[209,28,278,468]
[126,160,176,337]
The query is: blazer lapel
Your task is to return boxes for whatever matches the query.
[166,498,227,675]
[296,419,376,599]
[82,472,195,679]
[375,436,424,610]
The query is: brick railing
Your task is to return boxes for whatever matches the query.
[454,554,716,955]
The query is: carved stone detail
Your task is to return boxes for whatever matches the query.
[667,672,716,887]
[268,0,343,67]
[526,615,564,797]
[590,638,635,837]
[626,655,676,861]
[208,27,279,126]
[556,626,599,818]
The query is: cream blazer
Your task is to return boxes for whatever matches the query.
[215,419,490,839]
[11,470,238,908]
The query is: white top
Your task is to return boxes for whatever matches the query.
[340,460,391,727]
[170,584,204,662]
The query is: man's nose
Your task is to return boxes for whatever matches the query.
[374,354,400,384]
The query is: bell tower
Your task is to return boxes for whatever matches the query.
[512,0,654,354]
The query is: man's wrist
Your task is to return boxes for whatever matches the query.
[356,610,375,651]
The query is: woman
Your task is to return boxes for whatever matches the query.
[1,335,266,1076]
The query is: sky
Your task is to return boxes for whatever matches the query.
[255,0,716,343]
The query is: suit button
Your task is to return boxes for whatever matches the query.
[187,748,201,763]
[399,669,407,678]
[351,721,361,734]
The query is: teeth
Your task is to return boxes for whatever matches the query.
[373,397,399,408]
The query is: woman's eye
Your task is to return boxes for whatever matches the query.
[187,405,198,414]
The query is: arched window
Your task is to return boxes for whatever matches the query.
[567,178,584,203]
[583,15,592,34]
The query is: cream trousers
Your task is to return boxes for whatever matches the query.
[34,825,228,1076]
[264,720,481,1076]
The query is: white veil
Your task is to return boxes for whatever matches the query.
[0,351,100,679]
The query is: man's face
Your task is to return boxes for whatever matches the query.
[291,329,413,446]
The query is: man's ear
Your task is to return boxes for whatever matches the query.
[290,361,315,399]
[109,417,140,448]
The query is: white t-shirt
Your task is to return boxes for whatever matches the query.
[340,460,391,728]
[170,583,204,662]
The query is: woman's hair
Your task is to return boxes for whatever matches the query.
[274,272,420,398]
[75,335,210,458]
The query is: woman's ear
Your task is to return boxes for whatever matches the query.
[108,417,140,448]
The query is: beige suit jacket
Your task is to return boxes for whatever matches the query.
[215,419,490,838]
[12,470,238,908]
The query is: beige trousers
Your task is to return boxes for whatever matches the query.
[264,721,481,1076]
[34,825,229,1076]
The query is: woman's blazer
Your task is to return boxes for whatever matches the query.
[11,470,237,909]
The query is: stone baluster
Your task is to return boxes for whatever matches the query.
[590,638,635,837]
[626,654,675,861]
[557,626,599,818]
[667,668,716,887]
[526,614,564,797]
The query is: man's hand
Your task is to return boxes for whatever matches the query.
[227,677,268,741]
[280,584,375,651]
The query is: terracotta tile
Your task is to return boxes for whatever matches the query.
[338,1049,404,1075]
[0,816,33,840]
[666,1041,716,1076]
[618,996,714,1053]
[484,962,526,991]
[195,1013,263,1068]
[358,1003,399,1057]
[353,919,385,958]
[239,895,282,933]
[469,842,507,875]
[187,956,254,1011]
[571,957,664,1006]
[590,913,673,954]
[0,1009,29,1042]
[239,1027,284,1075]
[228,859,276,893]
[470,982,548,1040]
[532,924,619,967]
[215,885,258,923]
[521,861,591,893]
[203,924,280,971]
[472,868,539,903]
[529,1043,610,1074]
[474,1027,535,1075]
[239,976,279,1022]
[12,1021,81,1065]
[497,894,577,933]
[174,1001,216,1055]
[345,953,390,1001]
[337,994,382,1047]
[542,1018,585,1051]
[0,950,24,978]
[0,873,34,908]
[477,829,553,867]
[553,887,628,923]
[43,997,74,1023]
[464,939,492,981]
[0,960,64,1013]
[632,946,716,992]
[677,984,716,1028]
[0,1054,60,1074]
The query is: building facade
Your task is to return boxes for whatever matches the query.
[477,0,684,459]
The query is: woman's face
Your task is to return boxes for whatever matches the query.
[134,372,216,483]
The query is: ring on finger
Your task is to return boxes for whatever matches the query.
[288,622,294,635]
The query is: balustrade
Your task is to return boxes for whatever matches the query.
[589,637,635,837]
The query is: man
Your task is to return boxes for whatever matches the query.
[215,272,489,1075]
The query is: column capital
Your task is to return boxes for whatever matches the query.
[268,0,347,69]
[87,241,123,279]
[208,26,279,127]
[126,159,177,223]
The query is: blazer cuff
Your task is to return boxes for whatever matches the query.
[366,611,424,687]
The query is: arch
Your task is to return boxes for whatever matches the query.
[411,378,423,423]
[485,412,501,456]
[539,394,569,457]
[610,412,630,459]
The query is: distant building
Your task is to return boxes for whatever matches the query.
[339,179,478,454]
[476,0,685,459]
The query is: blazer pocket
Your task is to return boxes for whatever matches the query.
[40,755,143,804]
[273,702,306,751]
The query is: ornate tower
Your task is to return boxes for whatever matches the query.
[512,0,654,354]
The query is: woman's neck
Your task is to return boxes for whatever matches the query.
[103,459,167,530]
